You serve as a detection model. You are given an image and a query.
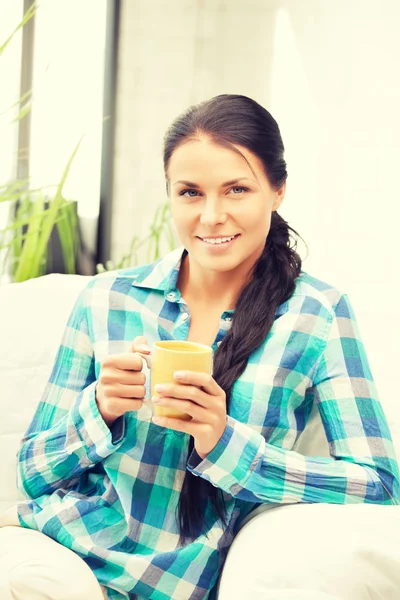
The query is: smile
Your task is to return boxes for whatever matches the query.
[198,234,239,245]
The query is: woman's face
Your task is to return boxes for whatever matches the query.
[167,136,285,276]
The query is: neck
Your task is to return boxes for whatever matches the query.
[177,252,254,309]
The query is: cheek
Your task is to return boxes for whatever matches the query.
[171,206,193,237]
[260,210,273,232]
[171,202,182,223]
[239,202,272,232]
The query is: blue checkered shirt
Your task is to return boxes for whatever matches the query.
[16,247,400,600]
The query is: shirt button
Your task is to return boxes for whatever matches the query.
[181,312,189,321]
[217,341,222,347]
[224,316,232,322]
[167,292,176,300]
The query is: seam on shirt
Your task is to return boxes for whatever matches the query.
[308,302,337,383]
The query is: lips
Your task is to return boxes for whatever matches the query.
[195,234,241,252]
[197,234,239,245]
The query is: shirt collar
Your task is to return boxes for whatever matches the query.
[131,246,187,294]
[131,246,234,314]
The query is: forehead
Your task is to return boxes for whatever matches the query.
[168,138,265,181]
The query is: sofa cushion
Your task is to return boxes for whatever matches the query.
[218,503,400,600]
[0,274,92,505]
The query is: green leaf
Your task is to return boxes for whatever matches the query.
[13,192,45,281]
[56,201,78,274]
[11,99,32,123]
[0,88,32,117]
[2,139,82,281]
[28,138,83,275]
[0,1,37,58]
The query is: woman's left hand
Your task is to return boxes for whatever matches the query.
[152,371,227,459]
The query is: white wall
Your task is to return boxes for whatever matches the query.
[267,0,400,434]
[112,0,400,433]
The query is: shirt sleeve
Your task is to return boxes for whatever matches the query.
[17,282,126,500]
[187,294,400,505]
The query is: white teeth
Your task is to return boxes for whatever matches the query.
[201,235,235,244]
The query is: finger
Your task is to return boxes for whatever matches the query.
[103,353,144,371]
[108,383,146,399]
[152,396,209,421]
[105,397,144,415]
[173,371,221,396]
[131,336,151,354]
[100,369,146,386]
[154,383,209,407]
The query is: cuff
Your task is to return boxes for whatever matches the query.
[69,382,125,463]
[110,415,126,445]
[186,416,264,493]
[187,449,204,469]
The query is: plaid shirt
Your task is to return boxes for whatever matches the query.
[16,247,400,600]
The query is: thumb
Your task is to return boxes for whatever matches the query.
[132,336,151,354]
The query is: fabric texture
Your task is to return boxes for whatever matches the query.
[14,247,400,599]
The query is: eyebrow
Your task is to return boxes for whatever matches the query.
[172,177,254,188]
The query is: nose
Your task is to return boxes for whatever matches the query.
[199,198,227,228]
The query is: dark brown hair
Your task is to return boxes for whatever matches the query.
[163,94,302,545]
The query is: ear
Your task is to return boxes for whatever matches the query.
[272,181,286,211]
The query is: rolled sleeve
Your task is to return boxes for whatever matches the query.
[187,294,400,506]
[68,382,126,461]
[187,416,264,492]
[17,283,125,500]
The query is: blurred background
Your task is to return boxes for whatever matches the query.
[1,0,399,399]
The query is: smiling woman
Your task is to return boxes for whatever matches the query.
[3,94,399,600]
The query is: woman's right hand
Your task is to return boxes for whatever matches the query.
[95,336,151,428]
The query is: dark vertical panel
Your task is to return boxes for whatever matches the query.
[97,0,121,266]
[17,0,35,182]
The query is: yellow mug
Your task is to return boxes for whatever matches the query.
[140,340,213,421]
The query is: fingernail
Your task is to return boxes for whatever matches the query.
[154,384,166,393]
[152,396,160,403]
[174,371,185,380]
[138,344,150,352]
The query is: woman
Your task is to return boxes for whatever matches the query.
[1,94,399,600]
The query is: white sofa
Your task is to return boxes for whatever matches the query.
[1,273,400,600]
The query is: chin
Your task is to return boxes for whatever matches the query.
[194,253,243,273]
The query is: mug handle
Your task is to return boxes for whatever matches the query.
[137,350,153,370]
[137,350,154,412]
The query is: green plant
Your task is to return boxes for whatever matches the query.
[96,200,178,273]
[0,1,81,282]
[0,140,82,281]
